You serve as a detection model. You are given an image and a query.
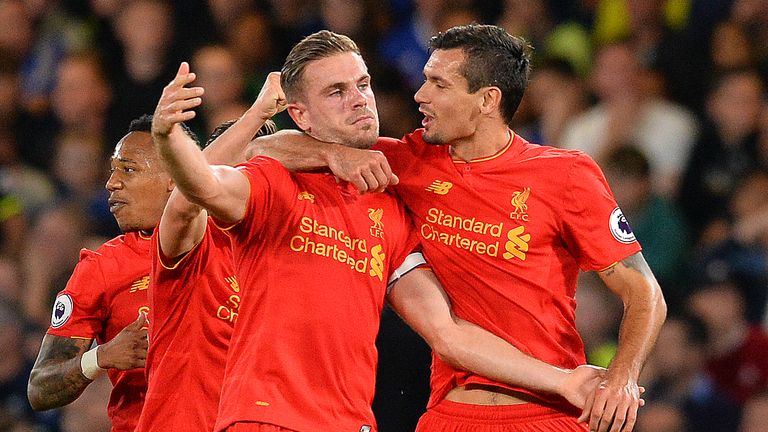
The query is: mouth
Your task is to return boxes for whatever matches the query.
[108,198,127,214]
[420,110,434,128]
[352,115,375,126]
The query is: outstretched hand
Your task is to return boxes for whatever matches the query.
[152,62,204,139]
[96,312,148,370]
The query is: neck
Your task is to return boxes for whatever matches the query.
[449,126,511,162]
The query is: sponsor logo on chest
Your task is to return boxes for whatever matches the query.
[418,187,534,261]
[288,195,388,282]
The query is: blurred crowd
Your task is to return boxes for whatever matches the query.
[1,0,767,431]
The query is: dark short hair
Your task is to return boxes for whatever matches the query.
[128,114,200,146]
[430,24,532,125]
[281,30,361,101]
[206,118,278,146]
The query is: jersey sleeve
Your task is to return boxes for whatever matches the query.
[374,136,417,178]
[559,153,642,271]
[47,249,107,339]
[212,156,295,237]
[385,204,422,281]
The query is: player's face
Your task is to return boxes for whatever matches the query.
[414,48,483,145]
[290,52,379,149]
[105,131,173,232]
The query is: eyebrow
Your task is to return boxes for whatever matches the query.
[321,74,371,93]
[112,157,138,164]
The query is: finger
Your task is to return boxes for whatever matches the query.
[135,311,148,329]
[608,403,627,432]
[389,172,399,186]
[177,62,188,77]
[350,174,368,194]
[638,386,645,394]
[578,387,596,423]
[165,97,203,113]
[375,159,395,185]
[639,398,645,407]
[620,405,638,432]
[597,398,618,432]
[360,170,381,194]
[159,111,197,125]
[173,86,204,101]
[369,166,390,193]
[589,392,609,432]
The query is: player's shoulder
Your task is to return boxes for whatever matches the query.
[519,140,599,171]
[239,155,286,172]
[83,232,150,264]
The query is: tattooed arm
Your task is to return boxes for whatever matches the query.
[580,251,667,432]
[27,335,93,410]
[28,313,148,411]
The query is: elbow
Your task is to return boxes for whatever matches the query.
[429,327,461,367]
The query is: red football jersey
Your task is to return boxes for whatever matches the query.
[707,325,768,404]
[47,231,152,432]
[376,130,641,408]
[136,221,237,431]
[214,157,417,432]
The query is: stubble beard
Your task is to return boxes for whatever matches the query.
[422,129,445,145]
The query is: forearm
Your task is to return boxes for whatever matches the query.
[389,269,570,396]
[155,126,222,206]
[159,189,207,258]
[609,290,667,379]
[204,108,269,165]
[434,319,568,395]
[28,336,92,410]
[249,130,340,170]
[600,253,667,379]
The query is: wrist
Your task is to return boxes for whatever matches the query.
[80,346,106,380]
[548,367,571,395]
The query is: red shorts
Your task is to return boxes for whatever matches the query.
[415,400,588,432]
[226,422,297,432]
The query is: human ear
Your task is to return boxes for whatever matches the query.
[287,103,311,132]
[480,87,502,115]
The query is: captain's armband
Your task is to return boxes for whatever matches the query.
[387,252,428,293]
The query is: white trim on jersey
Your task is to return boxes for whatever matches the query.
[387,252,427,293]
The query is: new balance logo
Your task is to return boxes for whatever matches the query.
[503,226,530,260]
[225,276,240,293]
[130,276,150,293]
[425,180,453,195]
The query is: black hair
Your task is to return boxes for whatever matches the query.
[429,24,532,125]
[205,118,278,147]
[128,114,200,147]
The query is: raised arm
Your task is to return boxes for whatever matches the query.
[151,62,250,224]
[387,268,605,409]
[154,69,286,257]
[249,130,397,193]
[583,251,666,432]
[28,313,148,410]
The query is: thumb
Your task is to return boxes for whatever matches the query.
[134,311,148,328]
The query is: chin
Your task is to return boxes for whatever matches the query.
[349,131,379,149]
[422,130,445,145]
